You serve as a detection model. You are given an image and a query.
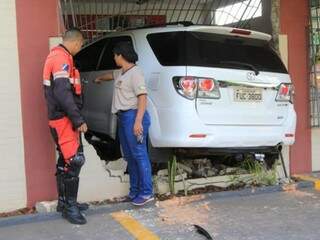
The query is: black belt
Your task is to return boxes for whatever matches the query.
[116,109,131,116]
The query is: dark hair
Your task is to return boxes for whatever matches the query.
[113,42,138,63]
[63,27,83,41]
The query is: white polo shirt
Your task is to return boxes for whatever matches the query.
[111,65,147,114]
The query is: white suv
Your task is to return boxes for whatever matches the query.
[75,24,296,162]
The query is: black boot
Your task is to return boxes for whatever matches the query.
[62,177,87,225]
[56,173,66,212]
[56,174,89,212]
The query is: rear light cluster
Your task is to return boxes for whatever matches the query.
[173,76,220,100]
[276,83,294,102]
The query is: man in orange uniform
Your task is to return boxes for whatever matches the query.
[43,28,88,225]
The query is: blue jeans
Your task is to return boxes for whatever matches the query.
[117,110,153,198]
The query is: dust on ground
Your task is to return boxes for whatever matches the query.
[156,195,212,226]
[282,183,317,198]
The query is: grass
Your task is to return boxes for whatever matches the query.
[168,155,177,194]
[241,157,278,186]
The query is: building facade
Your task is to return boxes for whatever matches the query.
[0,0,313,212]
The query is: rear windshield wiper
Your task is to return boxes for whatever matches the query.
[219,61,260,75]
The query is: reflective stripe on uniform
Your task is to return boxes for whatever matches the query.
[53,71,69,80]
[43,79,51,86]
[75,78,81,84]
[69,78,81,84]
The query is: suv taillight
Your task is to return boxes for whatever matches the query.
[173,76,220,100]
[180,76,197,99]
[276,83,294,102]
[198,78,220,99]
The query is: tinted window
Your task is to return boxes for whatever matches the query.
[147,31,287,74]
[98,36,133,71]
[146,32,186,66]
[74,38,109,72]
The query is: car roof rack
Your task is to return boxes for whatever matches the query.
[126,21,194,30]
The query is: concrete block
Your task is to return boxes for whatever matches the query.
[35,201,57,213]
[177,162,193,174]
[157,169,169,177]
[154,174,252,195]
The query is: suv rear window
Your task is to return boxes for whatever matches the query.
[147,31,287,74]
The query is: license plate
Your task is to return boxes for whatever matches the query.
[234,88,262,102]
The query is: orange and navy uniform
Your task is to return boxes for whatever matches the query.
[43,44,84,161]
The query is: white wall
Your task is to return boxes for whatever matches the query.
[278,34,290,175]
[78,139,129,202]
[312,128,320,171]
[0,0,27,212]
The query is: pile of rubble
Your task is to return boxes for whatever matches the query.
[154,157,284,195]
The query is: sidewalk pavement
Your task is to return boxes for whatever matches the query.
[0,182,320,240]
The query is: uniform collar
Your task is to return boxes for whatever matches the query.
[58,44,72,56]
[121,65,136,75]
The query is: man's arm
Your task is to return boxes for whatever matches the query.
[133,94,147,136]
[133,69,148,136]
[94,72,114,84]
[53,77,86,131]
[50,56,87,132]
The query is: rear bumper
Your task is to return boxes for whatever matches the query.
[175,146,282,156]
[149,106,296,148]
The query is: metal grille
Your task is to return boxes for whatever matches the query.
[59,0,262,42]
[309,0,320,127]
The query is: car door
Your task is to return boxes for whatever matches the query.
[80,35,134,139]
[75,38,110,134]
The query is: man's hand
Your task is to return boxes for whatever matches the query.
[78,123,88,133]
[133,120,143,136]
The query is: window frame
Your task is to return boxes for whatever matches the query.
[147,31,287,74]
[96,35,135,71]
[74,37,109,72]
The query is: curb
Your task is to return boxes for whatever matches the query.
[0,181,314,228]
[293,175,320,191]
[203,180,314,201]
[0,202,132,228]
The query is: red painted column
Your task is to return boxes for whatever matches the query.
[280,0,311,174]
[15,0,61,207]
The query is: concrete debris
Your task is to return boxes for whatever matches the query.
[282,183,316,198]
[178,158,248,177]
[157,169,169,177]
[157,195,210,226]
[154,156,259,195]
[154,173,252,194]
[177,162,193,174]
[179,158,220,178]
[282,183,297,192]
[225,167,240,174]
[35,201,58,213]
